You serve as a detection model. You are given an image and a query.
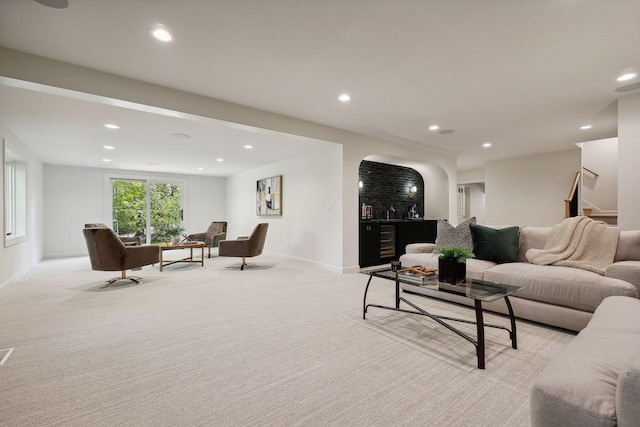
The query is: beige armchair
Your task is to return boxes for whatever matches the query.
[187,221,227,258]
[219,223,269,270]
[83,224,159,287]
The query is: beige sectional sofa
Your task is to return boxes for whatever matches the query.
[399,225,640,331]
[530,296,640,427]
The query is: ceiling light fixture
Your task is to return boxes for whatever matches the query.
[580,124,593,130]
[338,94,351,102]
[102,158,111,162]
[33,0,69,9]
[197,167,204,171]
[483,142,492,148]
[104,123,120,129]
[429,125,439,131]
[216,158,224,162]
[244,145,253,149]
[172,133,190,139]
[103,145,115,150]
[617,69,638,82]
[439,129,455,135]
[151,26,174,42]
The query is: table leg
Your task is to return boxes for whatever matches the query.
[200,245,204,266]
[160,249,164,271]
[504,296,517,349]
[474,299,485,369]
[395,274,400,309]
[363,275,374,319]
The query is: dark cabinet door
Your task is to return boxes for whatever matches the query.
[396,220,437,257]
[359,223,380,267]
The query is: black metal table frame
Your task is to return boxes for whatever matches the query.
[362,272,517,369]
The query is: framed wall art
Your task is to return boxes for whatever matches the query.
[256,175,282,216]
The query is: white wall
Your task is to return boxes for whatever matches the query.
[226,145,343,271]
[618,92,640,230]
[0,128,43,287]
[580,137,618,214]
[458,168,485,184]
[43,165,225,258]
[485,149,581,226]
[467,183,486,224]
[415,164,449,220]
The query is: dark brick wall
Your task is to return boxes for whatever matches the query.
[359,160,424,219]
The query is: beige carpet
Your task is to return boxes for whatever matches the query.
[0,253,574,426]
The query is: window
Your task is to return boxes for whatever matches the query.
[107,174,185,244]
[4,140,27,247]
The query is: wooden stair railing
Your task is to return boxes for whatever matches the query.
[565,172,580,218]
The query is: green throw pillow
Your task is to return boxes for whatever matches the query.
[470,224,520,264]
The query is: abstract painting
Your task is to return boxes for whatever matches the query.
[256,175,282,215]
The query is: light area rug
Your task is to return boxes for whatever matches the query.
[0,253,575,426]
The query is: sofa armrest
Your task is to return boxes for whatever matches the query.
[616,353,640,427]
[606,261,640,297]
[123,245,159,270]
[187,232,207,242]
[406,243,436,254]
[219,239,250,256]
[210,232,227,247]
[119,236,141,246]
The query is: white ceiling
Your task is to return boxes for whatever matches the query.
[0,0,639,176]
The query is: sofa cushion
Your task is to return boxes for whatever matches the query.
[531,327,640,427]
[484,263,639,312]
[605,261,640,296]
[615,230,640,262]
[470,224,520,264]
[406,243,436,254]
[616,352,640,427]
[435,217,476,252]
[517,226,550,262]
[588,295,640,333]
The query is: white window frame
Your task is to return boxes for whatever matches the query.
[3,139,27,248]
[104,173,187,244]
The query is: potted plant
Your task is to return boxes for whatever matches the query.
[154,224,185,245]
[438,246,474,285]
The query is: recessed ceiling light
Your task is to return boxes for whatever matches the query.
[33,0,69,9]
[439,129,455,135]
[615,82,640,93]
[104,123,120,129]
[429,125,439,131]
[147,162,159,165]
[103,145,115,150]
[102,158,111,162]
[197,167,204,171]
[338,93,351,102]
[244,145,253,149]
[151,26,174,42]
[172,133,190,139]
[617,69,638,82]
[483,142,492,148]
[580,124,593,130]
[216,158,224,162]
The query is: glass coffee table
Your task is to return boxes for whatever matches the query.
[361,266,524,369]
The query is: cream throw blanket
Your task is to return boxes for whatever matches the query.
[526,216,619,275]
